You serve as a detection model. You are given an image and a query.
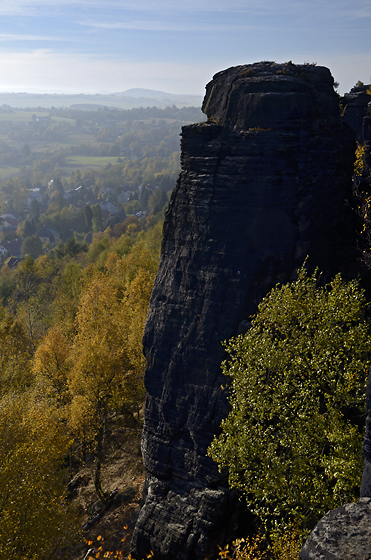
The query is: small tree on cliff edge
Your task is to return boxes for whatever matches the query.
[208,267,371,537]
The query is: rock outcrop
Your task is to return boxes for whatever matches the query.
[299,499,371,560]
[131,62,356,560]
[342,84,371,143]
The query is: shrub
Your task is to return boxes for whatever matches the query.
[209,267,371,535]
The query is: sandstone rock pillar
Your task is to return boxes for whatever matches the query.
[131,62,355,560]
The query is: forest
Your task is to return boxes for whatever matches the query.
[0,212,163,559]
[0,103,189,559]
[0,92,370,560]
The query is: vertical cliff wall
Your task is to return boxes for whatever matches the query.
[131,62,356,560]
[298,104,371,560]
[342,84,371,143]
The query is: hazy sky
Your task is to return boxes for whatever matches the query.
[0,0,369,96]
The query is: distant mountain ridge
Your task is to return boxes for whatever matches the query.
[0,89,203,109]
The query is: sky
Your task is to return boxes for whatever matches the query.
[0,0,369,97]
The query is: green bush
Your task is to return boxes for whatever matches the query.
[209,267,371,535]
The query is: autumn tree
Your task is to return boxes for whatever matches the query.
[0,314,32,395]
[66,234,159,501]
[10,256,41,353]
[0,393,80,559]
[10,255,59,352]
[21,234,43,258]
[32,325,71,408]
[68,269,146,500]
[52,260,83,336]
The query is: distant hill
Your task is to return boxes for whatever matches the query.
[0,89,203,110]
[118,88,170,97]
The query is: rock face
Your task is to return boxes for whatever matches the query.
[131,62,356,560]
[360,364,371,498]
[342,84,371,143]
[360,105,371,193]
[300,106,371,560]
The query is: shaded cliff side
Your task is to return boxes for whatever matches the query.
[297,92,371,560]
[342,84,371,143]
[131,62,356,560]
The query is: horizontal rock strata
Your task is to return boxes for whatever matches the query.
[131,62,356,560]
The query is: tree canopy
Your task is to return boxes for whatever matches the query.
[208,267,371,536]
[0,394,79,559]
[0,215,162,555]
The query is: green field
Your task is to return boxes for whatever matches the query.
[0,166,22,180]
[0,111,75,125]
[66,156,125,166]
[0,154,125,185]
[0,111,48,123]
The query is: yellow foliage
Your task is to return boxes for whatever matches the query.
[69,241,157,431]
[105,250,120,272]
[218,528,303,560]
[32,325,71,407]
[0,220,162,552]
[67,248,156,498]
[0,393,80,559]
[270,525,303,560]
[53,260,83,336]
[68,274,130,411]
[218,536,267,560]
[68,271,145,430]
[354,142,365,176]
[0,314,32,394]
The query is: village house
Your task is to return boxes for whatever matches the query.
[0,238,22,258]
[36,225,60,247]
[5,256,23,268]
[26,189,43,208]
[0,214,20,232]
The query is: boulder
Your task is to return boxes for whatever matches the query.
[299,499,371,560]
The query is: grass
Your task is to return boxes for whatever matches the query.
[0,111,75,125]
[0,152,124,184]
[53,116,76,125]
[0,111,48,123]
[0,165,21,180]
[66,156,126,167]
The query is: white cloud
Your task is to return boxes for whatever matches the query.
[0,0,355,16]
[0,33,61,41]
[0,0,367,26]
[0,47,368,97]
[78,19,262,32]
